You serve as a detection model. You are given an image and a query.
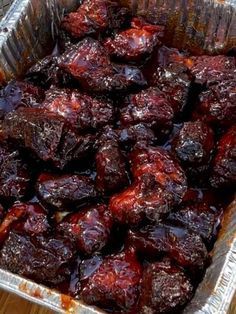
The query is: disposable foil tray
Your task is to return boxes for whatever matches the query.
[0,0,235,313]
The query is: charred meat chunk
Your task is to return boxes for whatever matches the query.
[172,121,215,168]
[0,203,50,245]
[61,0,129,38]
[139,260,193,314]
[104,17,163,62]
[130,147,187,204]
[0,231,76,285]
[109,174,174,225]
[128,224,208,273]
[120,87,174,135]
[193,80,236,129]
[57,204,113,255]
[0,144,31,201]
[118,123,156,150]
[2,108,95,169]
[36,173,97,211]
[42,88,114,131]
[168,203,221,246]
[187,55,236,86]
[0,81,45,118]
[151,63,192,115]
[109,147,187,224]
[59,38,146,92]
[80,249,142,312]
[210,126,236,188]
[96,131,129,194]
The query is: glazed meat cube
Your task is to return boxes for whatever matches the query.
[61,0,129,38]
[172,121,215,177]
[36,173,97,211]
[0,231,76,285]
[80,249,142,312]
[128,224,208,273]
[168,203,220,246]
[109,147,187,224]
[120,87,174,135]
[138,260,193,314]
[0,203,50,245]
[57,204,113,255]
[104,17,163,62]
[210,126,236,188]
[2,108,95,169]
[59,38,146,92]
[0,144,31,201]
[96,135,129,194]
[0,81,45,118]
[187,55,236,85]
[109,173,174,225]
[118,123,156,151]
[193,80,236,128]
[151,63,192,114]
[42,88,114,131]
[130,147,187,204]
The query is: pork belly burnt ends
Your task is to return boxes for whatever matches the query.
[0,1,235,313]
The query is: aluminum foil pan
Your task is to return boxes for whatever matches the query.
[0,0,235,313]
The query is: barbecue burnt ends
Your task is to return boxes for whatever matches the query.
[0,1,235,314]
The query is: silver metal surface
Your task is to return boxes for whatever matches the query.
[0,0,235,313]
[0,0,14,21]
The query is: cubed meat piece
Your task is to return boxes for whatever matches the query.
[151,63,192,114]
[26,56,72,88]
[168,203,220,246]
[172,121,215,167]
[210,126,236,188]
[130,147,187,204]
[0,203,50,245]
[0,144,31,201]
[80,249,142,312]
[139,260,193,314]
[96,138,129,194]
[61,0,129,38]
[42,88,114,131]
[36,173,97,210]
[120,87,174,135]
[128,224,208,273]
[104,17,163,62]
[109,174,174,225]
[0,231,76,285]
[109,147,187,225]
[59,38,146,92]
[187,55,236,86]
[57,204,113,255]
[2,108,95,169]
[193,80,236,128]
[118,123,156,151]
[0,81,45,118]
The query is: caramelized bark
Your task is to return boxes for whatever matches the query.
[2,108,95,169]
[42,88,114,131]
[128,224,208,273]
[210,126,236,188]
[80,249,142,312]
[57,204,113,255]
[104,17,163,62]
[139,260,193,314]
[36,173,96,210]
[59,38,146,92]
[0,231,76,285]
[193,80,236,128]
[62,0,129,38]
